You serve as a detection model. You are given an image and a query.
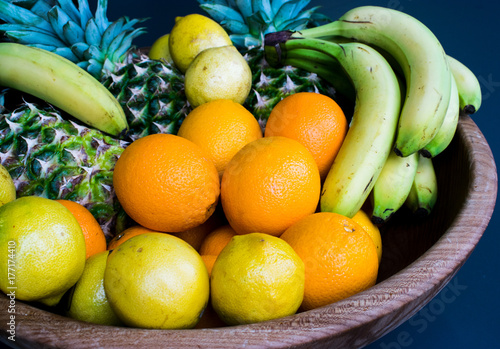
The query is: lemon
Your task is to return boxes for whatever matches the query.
[0,164,15,207]
[352,210,383,263]
[103,233,209,329]
[0,196,86,306]
[67,251,122,326]
[211,233,305,325]
[149,33,173,63]
[184,45,252,108]
[169,14,233,73]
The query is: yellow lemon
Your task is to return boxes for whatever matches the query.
[211,233,304,325]
[0,164,15,207]
[169,14,233,73]
[184,45,252,108]
[149,33,173,63]
[104,232,209,329]
[0,196,86,306]
[352,210,383,263]
[67,251,122,326]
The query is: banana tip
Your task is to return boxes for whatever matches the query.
[419,149,432,159]
[370,216,385,225]
[393,147,404,157]
[464,105,476,115]
[413,207,430,218]
[115,127,129,139]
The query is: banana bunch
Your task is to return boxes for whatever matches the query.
[264,6,481,223]
[0,42,128,137]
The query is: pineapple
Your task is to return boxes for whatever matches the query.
[0,90,130,237]
[197,0,337,127]
[0,0,188,236]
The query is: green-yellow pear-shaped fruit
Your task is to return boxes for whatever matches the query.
[184,45,252,108]
[67,251,123,326]
[169,14,233,73]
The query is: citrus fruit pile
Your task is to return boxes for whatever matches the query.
[0,88,382,330]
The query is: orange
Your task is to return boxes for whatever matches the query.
[221,136,321,236]
[199,225,237,256]
[265,92,348,180]
[171,208,225,251]
[113,134,220,232]
[107,225,157,250]
[280,212,379,311]
[177,99,263,179]
[200,255,218,277]
[56,199,106,259]
[351,210,383,263]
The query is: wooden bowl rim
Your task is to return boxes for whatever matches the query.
[1,115,497,348]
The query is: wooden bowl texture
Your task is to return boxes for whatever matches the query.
[0,114,497,349]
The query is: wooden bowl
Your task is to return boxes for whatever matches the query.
[0,114,497,348]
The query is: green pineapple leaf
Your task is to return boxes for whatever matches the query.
[197,0,330,49]
[0,0,52,31]
[0,0,147,79]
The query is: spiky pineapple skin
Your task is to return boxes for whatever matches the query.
[102,53,190,142]
[0,101,127,238]
[243,48,337,129]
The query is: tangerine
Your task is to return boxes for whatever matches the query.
[171,209,225,251]
[107,225,157,250]
[56,199,106,259]
[265,92,348,180]
[200,254,217,277]
[177,99,262,178]
[113,134,220,232]
[280,212,379,311]
[199,225,237,257]
[221,136,320,236]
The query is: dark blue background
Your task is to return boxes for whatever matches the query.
[107,1,499,348]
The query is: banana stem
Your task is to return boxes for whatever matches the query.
[282,57,355,102]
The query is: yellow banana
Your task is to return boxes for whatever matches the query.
[0,43,128,137]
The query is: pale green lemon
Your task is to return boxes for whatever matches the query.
[67,251,122,326]
[184,45,252,108]
[104,232,209,329]
[0,164,15,207]
[149,33,173,64]
[169,14,232,73]
[0,196,86,306]
[211,233,305,325]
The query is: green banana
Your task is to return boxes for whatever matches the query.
[404,154,438,217]
[264,34,401,218]
[447,55,482,114]
[371,150,419,224]
[287,5,452,157]
[420,75,460,158]
[0,42,128,137]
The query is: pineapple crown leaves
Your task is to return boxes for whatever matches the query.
[0,0,148,79]
[197,0,329,48]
